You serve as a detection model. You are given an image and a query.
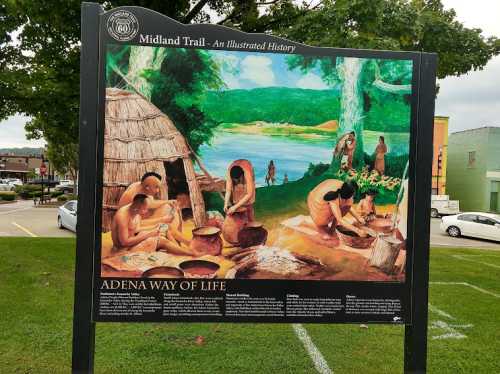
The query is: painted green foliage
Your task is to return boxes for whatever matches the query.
[201,88,341,126]
[106,46,223,152]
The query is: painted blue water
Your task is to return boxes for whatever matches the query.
[198,132,334,186]
[197,130,410,186]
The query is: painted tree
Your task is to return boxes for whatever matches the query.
[107,46,223,152]
[287,54,414,170]
[125,46,169,100]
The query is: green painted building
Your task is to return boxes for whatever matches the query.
[447,127,500,213]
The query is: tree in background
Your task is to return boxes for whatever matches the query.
[0,0,498,167]
[46,142,79,185]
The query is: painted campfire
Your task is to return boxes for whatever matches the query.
[102,88,206,231]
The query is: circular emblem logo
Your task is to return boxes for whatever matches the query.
[107,10,139,42]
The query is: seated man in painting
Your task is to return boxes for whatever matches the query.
[111,194,193,256]
[118,172,181,230]
[224,159,256,221]
[307,179,367,239]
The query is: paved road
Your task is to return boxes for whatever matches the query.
[0,202,499,249]
[0,200,74,238]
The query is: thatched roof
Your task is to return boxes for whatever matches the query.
[104,88,191,164]
[102,88,206,230]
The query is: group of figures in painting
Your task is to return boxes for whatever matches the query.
[101,47,411,282]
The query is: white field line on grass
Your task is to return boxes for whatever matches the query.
[428,303,455,320]
[429,320,473,340]
[451,254,500,269]
[430,281,500,298]
[428,303,473,340]
[11,222,38,237]
[292,324,333,374]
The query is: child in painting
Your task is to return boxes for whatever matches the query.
[307,179,367,239]
[111,194,193,256]
[374,136,388,175]
[357,190,378,221]
[224,159,256,221]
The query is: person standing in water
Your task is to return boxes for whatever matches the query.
[283,173,289,184]
[307,179,367,239]
[374,136,388,175]
[265,160,276,186]
[224,159,256,221]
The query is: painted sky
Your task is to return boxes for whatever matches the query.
[211,50,330,90]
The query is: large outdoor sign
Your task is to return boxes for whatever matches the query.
[74,3,436,372]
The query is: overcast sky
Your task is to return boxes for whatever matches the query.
[0,0,498,148]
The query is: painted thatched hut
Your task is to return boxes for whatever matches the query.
[103,88,206,231]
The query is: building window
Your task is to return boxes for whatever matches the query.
[467,151,476,168]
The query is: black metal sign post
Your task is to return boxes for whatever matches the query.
[72,3,102,373]
[72,3,437,373]
[404,53,437,374]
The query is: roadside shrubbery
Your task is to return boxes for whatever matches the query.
[57,193,77,202]
[14,185,42,199]
[0,191,17,201]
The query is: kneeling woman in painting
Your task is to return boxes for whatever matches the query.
[224,159,256,222]
[307,179,367,239]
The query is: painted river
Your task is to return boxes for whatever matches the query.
[198,130,409,186]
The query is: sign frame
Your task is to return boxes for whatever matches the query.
[72,2,436,372]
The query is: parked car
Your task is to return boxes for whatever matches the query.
[55,180,75,193]
[57,200,77,232]
[431,195,460,218]
[0,180,15,191]
[7,178,23,186]
[440,212,500,242]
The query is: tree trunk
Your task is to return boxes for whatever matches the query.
[126,46,168,99]
[335,57,366,169]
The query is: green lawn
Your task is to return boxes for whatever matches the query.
[0,238,499,373]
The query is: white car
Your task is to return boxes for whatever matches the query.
[7,178,23,186]
[57,200,77,232]
[56,180,75,193]
[0,180,15,191]
[440,212,500,242]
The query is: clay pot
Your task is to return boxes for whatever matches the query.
[142,266,184,278]
[190,226,223,256]
[336,227,376,249]
[179,260,220,279]
[238,221,268,248]
[222,207,249,244]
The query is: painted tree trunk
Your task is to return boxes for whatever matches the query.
[126,46,168,99]
[334,57,366,169]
